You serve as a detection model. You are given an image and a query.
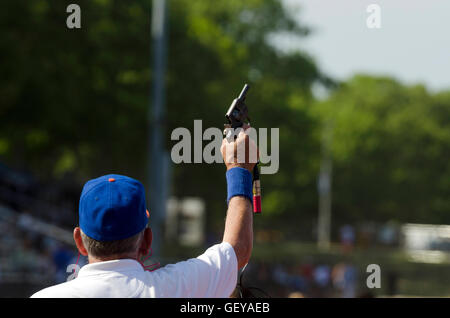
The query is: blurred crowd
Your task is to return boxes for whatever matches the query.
[240,260,366,298]
[0,163,402,297]
[0,216,84,297]
[0,163,85,296]
[237,223,401,298]
[0,215,401,297]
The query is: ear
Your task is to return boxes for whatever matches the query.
[138,227,153,257]
[73,227,89,256]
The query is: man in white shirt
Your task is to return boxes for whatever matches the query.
[31,128,256,298]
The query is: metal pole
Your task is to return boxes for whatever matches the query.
[149,0,168,258]
[317,121,333,250]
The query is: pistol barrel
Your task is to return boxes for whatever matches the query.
[238,84,250,100]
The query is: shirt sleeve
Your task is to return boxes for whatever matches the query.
[148,242,238,298]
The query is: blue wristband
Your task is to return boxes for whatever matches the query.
[226,167,253,204]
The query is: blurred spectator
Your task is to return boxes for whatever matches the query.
[313,265,331,287]
[312,264,331,297]
[378,222,398,246]
[340,224,355,253]
[342,264,357,298]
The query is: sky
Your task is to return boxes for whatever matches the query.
[278,0,450,92]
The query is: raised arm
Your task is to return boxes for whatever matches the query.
[221,128,258,269]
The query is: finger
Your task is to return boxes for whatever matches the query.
[237,128,247,139]
[222,138,237,164]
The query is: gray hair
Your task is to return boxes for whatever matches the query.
[80,230,145,258]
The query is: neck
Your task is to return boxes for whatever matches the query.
[88,253,138,264]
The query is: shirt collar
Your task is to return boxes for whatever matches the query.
[78,259,144,277]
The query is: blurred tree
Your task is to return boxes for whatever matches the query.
[0,0,326,239]
[166,0,327,238]
[3,1,447,241]
[316,75,450,225]
[0,0,152,180]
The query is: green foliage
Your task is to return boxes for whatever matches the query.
[317,75,450,224]
[0,0,152,180]
[1,1,448,238]
[165,0,324,234]
[0,0,324,236]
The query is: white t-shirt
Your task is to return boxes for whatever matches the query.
[31,242,237,298]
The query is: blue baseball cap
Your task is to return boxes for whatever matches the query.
[79,174,149,241]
